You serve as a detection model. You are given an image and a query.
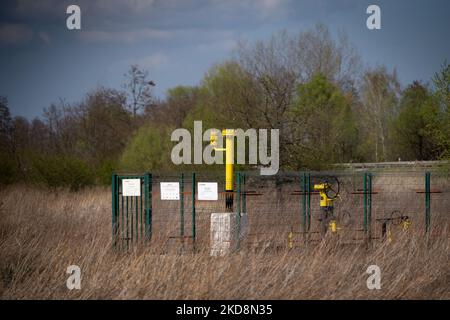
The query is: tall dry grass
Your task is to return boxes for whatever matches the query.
[0,185,448,299]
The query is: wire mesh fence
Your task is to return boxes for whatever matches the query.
[112,170,450,253]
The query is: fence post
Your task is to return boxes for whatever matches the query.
[236,172,241,249]
[368,173,372,239]
[307,173,311,232]
[425,172,431,233]
[301,172,307,234]
[363,172,368,235]
[363,172,373,238]
[180,173,185,238]
[192,172,196,242]
[112,174,118,247]
[243,173,247,214]
[144,173,152,242]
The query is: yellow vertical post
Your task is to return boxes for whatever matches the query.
[224,129,234,192]
[210,129,235,210]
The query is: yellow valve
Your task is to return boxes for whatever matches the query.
[288,231,293,249]
[329,220,338,233]
[401,219,411,231]
[314,183,334,207]
[387,229,392,243]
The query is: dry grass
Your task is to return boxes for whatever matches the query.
[0,185,448,299]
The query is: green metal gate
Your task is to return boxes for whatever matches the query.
[112,173,152,249]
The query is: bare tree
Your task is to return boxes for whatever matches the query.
[360,66,401,161]
[230,24,362,167]
[0,96,13,153]
[123,65,155,117]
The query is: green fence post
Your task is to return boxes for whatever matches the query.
[307,173,311,232]
[192,172,196,242]
[368,173,372,239]
[236,172,241,249]
[140,178,143,242]
[425,172,431,233]
[121,177,124,248]
[135,187,139,242]
[242,173,247,214]
[112,174,118,247]
[144,173,152,242]
[363,172,368,235]
[301,172,306,234]
[180,173,185,238]
[126,187,129,250]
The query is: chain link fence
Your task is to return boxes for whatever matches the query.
[112,170,449,253]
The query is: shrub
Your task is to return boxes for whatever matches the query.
[29,154,94,191]
[0,153,18,185]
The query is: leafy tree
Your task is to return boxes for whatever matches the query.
[392,82,441,160]
[148,85,203,128]
[432,61,450,158]
[290,74,359,168]
[120,125,174,172]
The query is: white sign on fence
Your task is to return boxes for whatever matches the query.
[160,182,180,200]
[198,182,218,201]
[122,179,141,197]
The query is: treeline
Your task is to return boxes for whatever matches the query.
[1,24,449,189]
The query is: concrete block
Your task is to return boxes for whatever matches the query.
[210,212,248,256]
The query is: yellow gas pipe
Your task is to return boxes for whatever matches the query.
[211,129,235,210]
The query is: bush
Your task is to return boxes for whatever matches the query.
[96,159,117,185]
[120,125,174,172]
[0,153,18,185]
[29,154,94,191]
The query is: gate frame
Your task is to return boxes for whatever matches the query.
[112,173,152,248]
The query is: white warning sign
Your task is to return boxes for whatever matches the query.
[198,182,218,201]
[122,179,141,197]
[160,182,180,200]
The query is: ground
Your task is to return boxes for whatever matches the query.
[0,185,448,299]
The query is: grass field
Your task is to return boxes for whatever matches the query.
[0,185,449,299]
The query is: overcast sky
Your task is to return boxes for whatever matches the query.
[1,0,449,119]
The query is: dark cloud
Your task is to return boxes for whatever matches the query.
[0,0,449,118]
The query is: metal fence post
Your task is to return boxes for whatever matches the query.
[242,173,247,214]
[236,172,241,249]
[301,172,307,234]
[363,172,368,234]
[112,174,118,247]
[307,173,311,231]
[192,172,196,242]
[180,173,185,238]
[368,172,372,239]
[425,172,431,233]
[144,173,152,242]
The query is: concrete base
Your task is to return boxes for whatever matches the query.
[210,212,248,257]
